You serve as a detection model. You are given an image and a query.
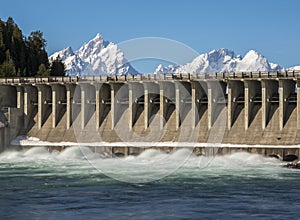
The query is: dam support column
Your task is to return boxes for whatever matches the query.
[159,82,175,130]
[110,83,126,129]
[128,82,144,131]
[65,84,75,129]
[191,81,207,129]
[23,85,38,130]
[244,80,261,130]
[144,82,159,129]
[51,84,66,128]
[261,80,278,129]
[95,84,100,130]
[94,83,110,130]
[16,86,24,110]
[279,79,295,130]
[80,84,95,130]
[175,81,192,130]
[227,80,244,130]
[35,85,52,130]
[207,80,227,129]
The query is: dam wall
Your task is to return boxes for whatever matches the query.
[0,71,300,156]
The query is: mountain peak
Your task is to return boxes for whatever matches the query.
[92,33,104,42]
[63,46,74,55]
[49,34,138,76]
[210,48,235,56]
[244,49,262,58]
[154,48,283,74]
[49,46,74,62]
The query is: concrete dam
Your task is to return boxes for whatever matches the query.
[1,71,300,159]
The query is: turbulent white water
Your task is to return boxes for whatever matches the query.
[12,135,300,148]
[1,146,300,219]
[0,146,286,183]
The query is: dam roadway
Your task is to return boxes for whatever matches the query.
[1,71,300,159]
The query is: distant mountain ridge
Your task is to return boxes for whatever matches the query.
[154,49,284,74]
[49,34,138,76]
[49,34,299,76]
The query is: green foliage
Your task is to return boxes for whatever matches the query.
[50,56,65,76]
[0,50,16,77]
[37,63,50,77]
[0,17,52,77]
[27,30,49,76]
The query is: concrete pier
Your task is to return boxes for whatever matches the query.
[23,85,37,130]
[65,84,75,129]
[244,80,261,130]
[35,85,51,130]
[279,79,295,130]
[175,81,191,130]
[227,80,244,130]
[51,84,66,128]
[191,81,207,129]
[261,80,278,130]
[110,83,127,129]
[159,82,175,130]
[207,80,226,129]
[144,82,159,129]
[128,82,144,130]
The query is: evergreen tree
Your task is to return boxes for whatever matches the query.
[0,50,16,77]
[27,30,49,76]
[11,24,26,75]
[50,56,66,76]
[0,17,51,78]
[37,63,50,77]
[0,20,5,64]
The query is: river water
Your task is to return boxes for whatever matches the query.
[0,146,299,219]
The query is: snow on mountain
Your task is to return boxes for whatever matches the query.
[49,47,86,76]
[50,34,287,76]
[154,48,283,74]
[288,66,300,71]
[49,34,138,76]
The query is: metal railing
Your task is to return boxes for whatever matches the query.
[0,71,300,84]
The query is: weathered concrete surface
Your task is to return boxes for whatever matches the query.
[1,76,300,152]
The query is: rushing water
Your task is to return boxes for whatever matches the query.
[0,146,300,219]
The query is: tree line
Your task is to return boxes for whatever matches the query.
[0,17,65,77]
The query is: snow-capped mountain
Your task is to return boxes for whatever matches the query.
[154,49,284,74]
[288,66,300,71]
[49,34,138,76]
[50,34,289,76]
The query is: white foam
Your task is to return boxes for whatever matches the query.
[10,136,300,149]
[57,146,98,160]
[0,147,286,184]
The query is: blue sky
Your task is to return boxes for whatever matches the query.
[1,0,300,68]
